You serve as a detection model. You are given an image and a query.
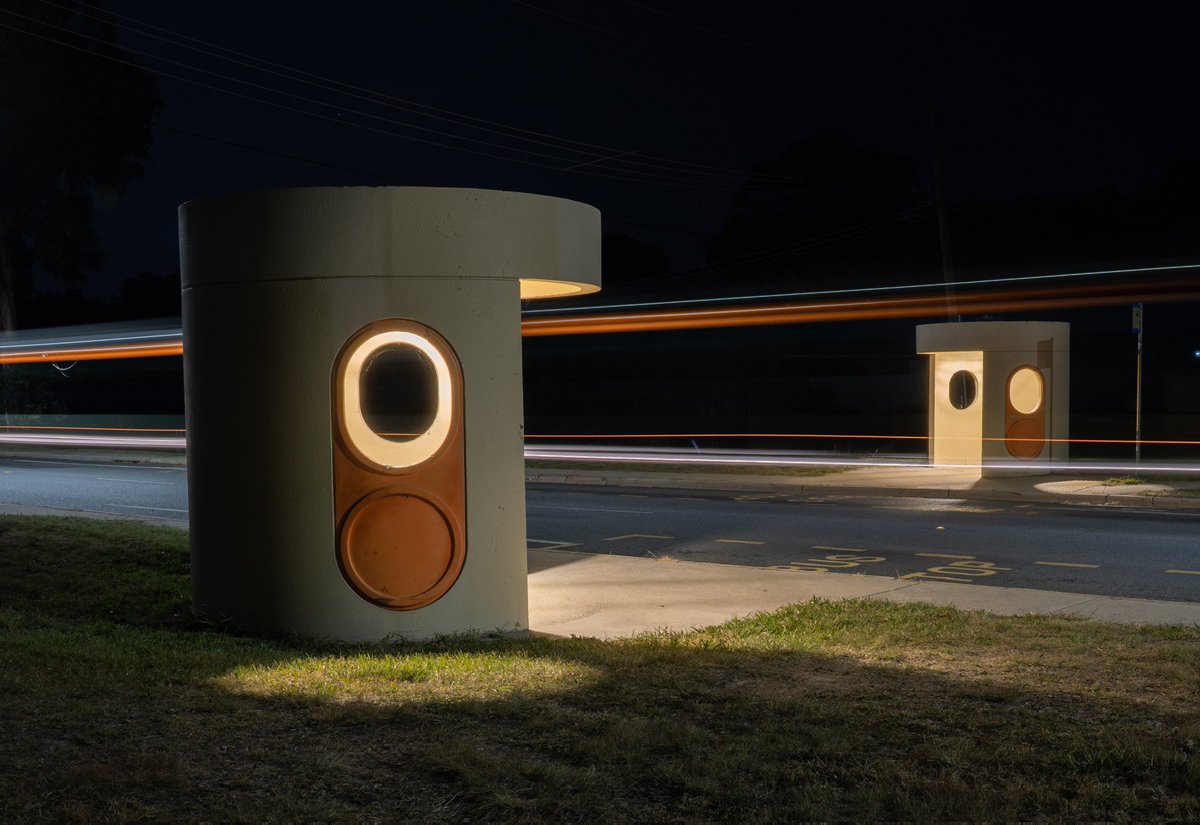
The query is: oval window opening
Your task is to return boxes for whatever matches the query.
[1009,367,1043,414]
[948,370,977,410]
[360,345,438,442]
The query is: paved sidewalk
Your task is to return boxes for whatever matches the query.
[524,463,1200,634]
[528,549,1200,637]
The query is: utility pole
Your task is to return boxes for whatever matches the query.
[1133,303,1143,464]
[932,107,959,322]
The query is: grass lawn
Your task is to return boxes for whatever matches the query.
[1,515,1197,822]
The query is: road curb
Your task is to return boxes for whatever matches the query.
[525,471,1200,509]
[0,448,187,468]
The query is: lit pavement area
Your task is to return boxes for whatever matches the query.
[527,548,1200,639]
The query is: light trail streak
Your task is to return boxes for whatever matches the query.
[520,278,1200,337]
[522,261,1200,315]
[524,445,1200,475]
[0,432,186,449]
[1,269,1198,361]
[525,432,927,440]
[3,425,1194,448]
[0,325,184,364]
[0,343,182,365]
[2,430,1197,474]
[1,279,1197,462]
[524,432,1200,447]
[0,425,185,433]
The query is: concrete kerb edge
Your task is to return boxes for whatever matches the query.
[0,449,187,468]
[0,501,189,529]
[525,471,1200,509]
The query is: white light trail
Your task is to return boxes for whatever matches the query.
[521,262,1200,315]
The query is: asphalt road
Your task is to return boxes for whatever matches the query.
[526,484,1200,603]
[2,457,1197,603]
[0,457,189,523]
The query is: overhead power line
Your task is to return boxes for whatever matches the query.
[0,16,752,192]
[617,0,798,63]
[23,0,845,192]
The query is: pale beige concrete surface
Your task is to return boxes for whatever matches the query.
[526,549,909,638]
[527,549,1200,638]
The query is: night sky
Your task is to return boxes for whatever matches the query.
[15,1,1200,298]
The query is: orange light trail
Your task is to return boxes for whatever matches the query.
[0,279,1196,361]
[0,425,186,433]
[1,424,1195,447]
[520,278,1200,336]
[0,342,183,365]
[523,432,1200,446]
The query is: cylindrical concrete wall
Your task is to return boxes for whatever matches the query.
[179,187,600,641]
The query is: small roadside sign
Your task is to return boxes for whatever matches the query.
[1132,303,1142,333]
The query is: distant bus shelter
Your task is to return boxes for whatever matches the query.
[917,321,1069,476]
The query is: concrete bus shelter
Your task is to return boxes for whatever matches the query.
[179,187,600,642]
[917,321,1070,476]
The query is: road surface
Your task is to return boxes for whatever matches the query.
[2,457,1196,603]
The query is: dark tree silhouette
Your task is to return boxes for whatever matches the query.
[0,1,160,330]
[601,232,672,295]
[704,129,933,292]
[112,270,182,321]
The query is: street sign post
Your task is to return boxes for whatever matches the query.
[1133,303,1143,464]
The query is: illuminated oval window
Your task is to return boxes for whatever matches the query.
[948,370,977,410]
[360,346,438,442]
[1008,366,1043,414]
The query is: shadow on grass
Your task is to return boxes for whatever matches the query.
[1,515,1197,823]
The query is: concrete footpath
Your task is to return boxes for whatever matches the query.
[527,549,1200,637]
[3,447,1199,634]
[526,463,1200,635]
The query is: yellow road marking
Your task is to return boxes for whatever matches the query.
[915,552,976,560]
[1165,569,1200,576]
[527,540,581,552]
[603,534,674,541]
[812,545,869,553]
[716,538,764,545]
[901,571,973,582]
[1035,561,1100,569]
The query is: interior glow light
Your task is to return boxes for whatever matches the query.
[519,278,600,299]
[339,330,453,469]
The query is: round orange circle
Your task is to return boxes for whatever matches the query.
[1005,418,1045,459]
[340,492,458,608]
